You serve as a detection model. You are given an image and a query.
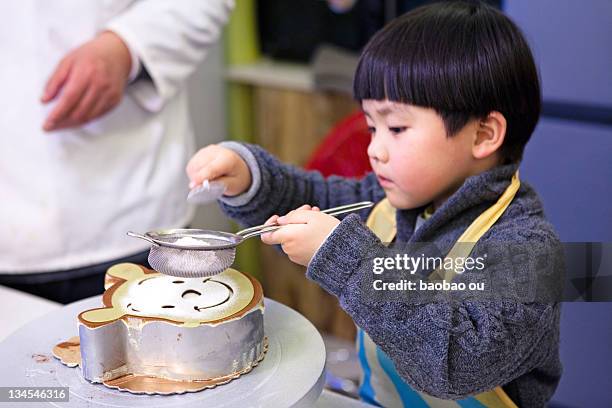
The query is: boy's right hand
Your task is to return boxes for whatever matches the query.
[186,144,251,197]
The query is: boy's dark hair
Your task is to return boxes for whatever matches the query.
[353,1,541,163]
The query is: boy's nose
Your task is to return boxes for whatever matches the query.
[367,137,389,163]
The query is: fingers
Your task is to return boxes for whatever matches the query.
[191,156,232,186]
[64,85,99,127]
[186,145,219,183]
[83,82,122,124]
[277,208,316,225]
[260,223,300,246]
[264,214,280,225]
[288,204,314,213]
[86,93,114,123]
[41,57,72,103]
[258,205,334,266]
[260,214,280,244]
[186,146,251,197]
[43,68,89,131]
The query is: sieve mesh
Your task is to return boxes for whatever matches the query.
[148,245,236,278]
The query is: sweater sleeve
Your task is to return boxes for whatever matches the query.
[307,214,562,399]
[105,0,233,112]
[218,142,386,227]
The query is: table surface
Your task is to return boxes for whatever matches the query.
[0,285,62,342]
[0,285,373,407]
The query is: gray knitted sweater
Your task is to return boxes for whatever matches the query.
[218,142,562,407]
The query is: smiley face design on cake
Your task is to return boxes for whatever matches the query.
[59,263,266,394]
[124,276,235,319]
[79,263,259,328]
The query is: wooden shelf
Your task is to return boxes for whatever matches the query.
[226,58,314,92]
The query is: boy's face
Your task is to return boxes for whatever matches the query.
[363,99,479,210]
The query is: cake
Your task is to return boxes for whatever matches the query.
[53,263,266,394]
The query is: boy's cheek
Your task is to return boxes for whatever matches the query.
[390,163,449,205]
[385,189,418,210]
[384,178,437,209]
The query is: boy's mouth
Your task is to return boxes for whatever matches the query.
[377,174,394,188]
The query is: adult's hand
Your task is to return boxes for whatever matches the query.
[41,31,132,131]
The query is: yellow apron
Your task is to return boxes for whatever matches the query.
[358,172,520,408]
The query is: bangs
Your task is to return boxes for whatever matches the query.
[353,5,489,116]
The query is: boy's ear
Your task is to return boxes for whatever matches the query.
[472,111,506,160]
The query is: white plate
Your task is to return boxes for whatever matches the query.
[0,297,325,407]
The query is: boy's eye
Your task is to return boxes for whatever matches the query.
[389,126,408,134]
[367,126,376,134]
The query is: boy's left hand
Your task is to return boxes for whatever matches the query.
[260,205,340,266]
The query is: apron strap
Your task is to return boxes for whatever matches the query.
[430,171,520,282]
[365,198,397,242]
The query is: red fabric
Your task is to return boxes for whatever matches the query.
[305,111,372,178]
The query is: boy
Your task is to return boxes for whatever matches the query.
[187,2,562,406]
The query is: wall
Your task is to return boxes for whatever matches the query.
[505,1,612,405]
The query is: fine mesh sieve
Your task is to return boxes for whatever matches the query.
[127,201,374,278]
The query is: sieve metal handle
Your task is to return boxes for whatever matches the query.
[322,201,374,217]
[126,231,159,246]
[237,201,374,240]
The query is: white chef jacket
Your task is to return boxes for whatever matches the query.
[0,0,234,273]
